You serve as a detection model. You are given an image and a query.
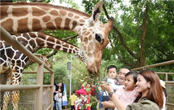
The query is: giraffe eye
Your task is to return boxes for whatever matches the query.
[95,34,102,43]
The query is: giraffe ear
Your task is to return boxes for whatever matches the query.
[91,0,103,22]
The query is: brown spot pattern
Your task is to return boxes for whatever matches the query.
[29,39,36,49]
[63,48,67,52]
[75,16,79,19]
[55,17,62,29]
[84,37,88,44]
[85,32,90,35]
[43,16,50,22]
[18,18,30,33]
[63,44,69,48]
[88,42,93,51]
[79,19,85,22]
[32,18,42,31]
[82,31,87,35]
[29,32,37,38]
[32,7,45,16]
[36,37,44,46]
[60,10,66,16]
[50,10,58,16]
[0,6,8,19]
[70,46,74,49]
[64,18,71,29]
[89,35,92,40]
[56,45,61,50]
[72,21,77,29]
[1,19,13,32]
[83,45,86,51]
[12,8,28,17]
[46,22,56,30]
[88,53,92,57]
[68,13,73,17]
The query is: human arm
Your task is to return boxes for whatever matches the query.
[101,82,126,110]
[102,101,115,108]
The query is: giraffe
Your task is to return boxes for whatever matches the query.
[0,0,113,75]
[30,54,53,68]
[0,32,85,110]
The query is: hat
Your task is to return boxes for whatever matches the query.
[160,80,165,88]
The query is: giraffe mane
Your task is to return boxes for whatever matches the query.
[38,32,79,48]
[0,2,90,18]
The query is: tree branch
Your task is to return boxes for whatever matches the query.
[103,3,138,59]
[139,3,149,66]
[63,34,78,41]
[110,39,135,67]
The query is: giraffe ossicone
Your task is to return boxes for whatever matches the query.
[0,0,113,75]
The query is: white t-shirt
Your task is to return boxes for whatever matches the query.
[54,92,62,102]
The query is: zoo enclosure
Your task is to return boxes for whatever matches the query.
[0,27,54,110]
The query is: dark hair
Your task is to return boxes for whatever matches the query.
[107,65,117,73]
[125,71,138,83]
[73,90,76,94]
[138,70,163,108]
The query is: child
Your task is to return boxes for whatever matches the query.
[69,91,77,110]
[100,65,118,110]
[115,71,138,106]
[101,71,138,109]
[54,89,62,110]
[105,65,119,89]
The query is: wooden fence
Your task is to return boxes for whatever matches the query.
[0,27,54,110]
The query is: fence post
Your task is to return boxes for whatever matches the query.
[36,64,44,110]
[50,72,54,110]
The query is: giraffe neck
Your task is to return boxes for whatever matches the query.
[14,32,85,62]
[0,2,89,34]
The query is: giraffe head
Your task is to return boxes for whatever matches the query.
[76,0,113,75]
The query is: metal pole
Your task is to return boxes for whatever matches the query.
[67,55,72,97]
[70,55,72,97]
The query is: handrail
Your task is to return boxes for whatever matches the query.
[132,60,174,70]
[23,71,51,74]
[156,72,174,74]
[0,85,40,91]
[0,27,53,73]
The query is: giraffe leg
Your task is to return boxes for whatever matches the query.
[11,67,22,110]
[2,91,11,110]
[2,67,13,110]
[11,90,20,110]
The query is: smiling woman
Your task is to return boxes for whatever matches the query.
[101,70,164,110]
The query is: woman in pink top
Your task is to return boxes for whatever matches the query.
[101,71,138,109]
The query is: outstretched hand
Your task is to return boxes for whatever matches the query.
[100,81,113,93]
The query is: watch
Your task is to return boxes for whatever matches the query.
[108,92,114,98]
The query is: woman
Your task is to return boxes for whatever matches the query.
[101,70,163,110]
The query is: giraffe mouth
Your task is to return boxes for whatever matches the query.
[87,68,100,77]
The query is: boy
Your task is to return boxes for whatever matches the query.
[100,65,118,110]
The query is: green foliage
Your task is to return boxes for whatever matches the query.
[83,0,174,72]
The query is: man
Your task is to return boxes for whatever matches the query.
[118,68,130,85]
